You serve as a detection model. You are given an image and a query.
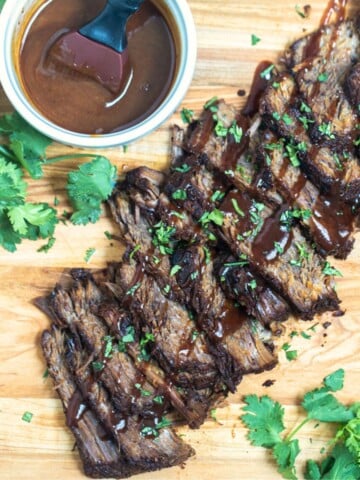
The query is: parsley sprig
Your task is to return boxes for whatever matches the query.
[241,369,360,480]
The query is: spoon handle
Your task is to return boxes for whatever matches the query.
[80,0,144,52]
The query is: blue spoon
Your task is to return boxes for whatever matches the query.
[49,0,144,94]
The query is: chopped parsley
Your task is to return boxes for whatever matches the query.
[153,395,164,405]
[203,245,212,264]
[251,34,261,46]
[318,122,335,139]
[229,121,243,143]
[172,189,187,200]
[322,262,343,277]
[204,96,218,110]
[199,209,224,227]
[231,198,245,217]
[174,163,191,173]
[317,72,329,83]
[170,264,182,276]
[118,325,136,352]
[295,4,306,18]
[125,282,141,296]
[129,244,141,261]
[180,108,194,124]
[151,221,176,255]
[84,247,96,263]
[22,411,34,423]
[92,361,104,372]
[135,383,152,397]
[274,242,284,255]
[260,64,275,80]
[103,335,114,359]
[210,190,225,202]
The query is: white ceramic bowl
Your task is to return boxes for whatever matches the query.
[0,0,197,148]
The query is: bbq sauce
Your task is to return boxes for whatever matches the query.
[17,0,177,134]
[242,61,274,117]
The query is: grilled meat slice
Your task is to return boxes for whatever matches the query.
[217,188,339,317]
[108,188,185,303]
[285,17,360,69]
[41,327,139,479]
[259,75,360,204]
[46,279,162,416]
[64,334,194,472]
[114,261,220,389]
[256,131,356,258]
[213,253,290,326]
[97,300,218,428]
[111,261,224,427]
[172,244,277,391]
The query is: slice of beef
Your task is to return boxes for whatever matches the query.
[97,300,217,428]
[172,244,277,392]
[108,187,185,303]
[285,17,360,70]
[124,166,204,243]
[41,327,139,479]
[64,332,194,472]
[114,261,220,390]
[217,188,339,317]
[256,131,356,258]
[111,261,224,427]
[213,252,290,326]
[183,102,260,199]
[46,279,162,416]
[259,75,360,204]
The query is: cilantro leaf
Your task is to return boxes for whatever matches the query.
[7,202,57,238]
[0,0,5,11]
[305,444,360,480]
[0,157,27,207]
[0,209,22,252]
[334,404,360,464]
[0,112,52,178]
[302,387,354,423]
[241,395,285,448]
[324,369,345,392]
[67,156,117,225]
[273,439,300,480]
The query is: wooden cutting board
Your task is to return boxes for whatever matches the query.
[0,1,359,479]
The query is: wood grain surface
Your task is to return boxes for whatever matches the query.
[1,1,360,479]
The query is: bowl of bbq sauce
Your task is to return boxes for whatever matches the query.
[0,0,196,148]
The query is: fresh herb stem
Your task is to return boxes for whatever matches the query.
[285,416,311,442]
[43,153,100,165]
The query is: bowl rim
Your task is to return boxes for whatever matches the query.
[0,0,197,148]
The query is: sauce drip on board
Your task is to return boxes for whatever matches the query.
[18,0,176,134]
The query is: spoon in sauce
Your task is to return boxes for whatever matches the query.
[47,0,144,94]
